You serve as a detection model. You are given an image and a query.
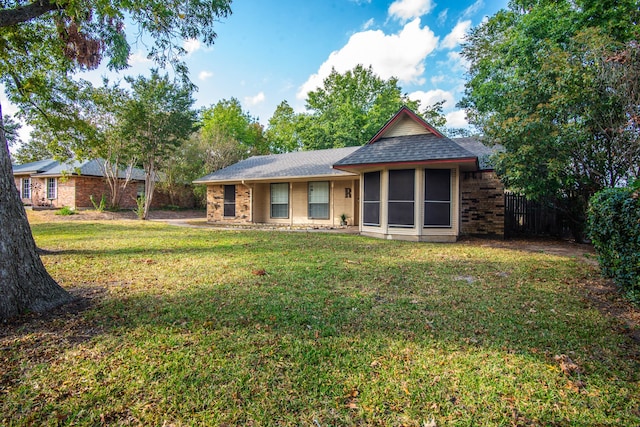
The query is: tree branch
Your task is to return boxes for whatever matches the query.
[0,0,59,28]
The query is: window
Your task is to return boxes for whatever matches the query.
[363,171,381,226]
[424,169,451,227]
[270,183,289,218]
[47,178,57,200]
[388,169,415,227]
[21,178,31,199]
[223,185,236,217]
[308,181,329,219]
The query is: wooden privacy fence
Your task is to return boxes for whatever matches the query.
[504,193,569,238]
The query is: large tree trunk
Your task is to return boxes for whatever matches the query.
[0,103,71,320]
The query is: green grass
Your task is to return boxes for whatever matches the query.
[1,218,639,426]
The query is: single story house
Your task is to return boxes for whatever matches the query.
[12,158,194,210]
[194,107,504,241]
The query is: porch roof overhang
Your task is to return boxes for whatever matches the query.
[332,134,481,173]
[332,157,479,173]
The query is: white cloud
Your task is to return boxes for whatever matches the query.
[183,38,202,55]
[462,0,484,19]
[198,71,214,81]
[409,89,455,109]
[445,109,468,128]
[297,18,438,100]
[441,20,471,49]
[439,51,470,73]
[362,18,375,30]
[430,74,446,84]
[244,92,265,106]
[128,51,152,64]
[389,0,435,22]
[437,8,448,25]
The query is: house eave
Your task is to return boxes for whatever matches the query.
[193,171,359,186]
[333,157,478,172]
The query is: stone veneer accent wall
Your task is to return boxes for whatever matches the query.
[207,184,251,223]
[460,171,505,237]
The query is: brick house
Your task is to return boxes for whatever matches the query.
[12,158,195,210]
[195,107,505,241]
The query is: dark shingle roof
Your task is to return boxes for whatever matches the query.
[333,134,476,168]
[194,147,360,183]
[13,158,146,180]
[12,159,59,174]
[452,137,502,170]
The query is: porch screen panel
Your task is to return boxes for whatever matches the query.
[363,171,380,226]
[308,181,329,219]
[223,185,236,217]
[270,183,289,218]
[424,169,451,227]
[388,169,415,227]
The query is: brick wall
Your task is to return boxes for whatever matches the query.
[460,171,505,237]
[207,184,251,223]
[14,175,195,210]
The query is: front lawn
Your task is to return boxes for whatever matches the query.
[1,217,638,426]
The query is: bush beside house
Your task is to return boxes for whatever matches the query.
[588,182,640,298]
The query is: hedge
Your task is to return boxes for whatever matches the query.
[587,183,640,295]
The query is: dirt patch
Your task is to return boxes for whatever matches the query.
[460,236,597,265]
[27,208,206,222]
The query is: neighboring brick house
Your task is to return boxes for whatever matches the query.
[195,107,505,241]
[12,158,195,210]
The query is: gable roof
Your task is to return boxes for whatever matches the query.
[333,107,478,171]
[194,147,359,184]
[333,134,477,170]
[12,158,146,180]
[369,106,445,142]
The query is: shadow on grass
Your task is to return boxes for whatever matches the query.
[6,223,639,425]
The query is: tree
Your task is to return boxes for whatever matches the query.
[265,100,301,153]
[299,65,421,150]
[85,82,139,209]
[2,113,21,149]
[157,133,209,207]
[120,71,196,219]
[460,0,639,239]
[0,0,231,319]
[201,98,268,156]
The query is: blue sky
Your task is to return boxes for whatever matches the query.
[5,0,510,145]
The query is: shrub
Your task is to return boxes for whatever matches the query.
[55,206,76,216]
[90,194,107,212]
[588,182,640,298]
[133,196,145,220]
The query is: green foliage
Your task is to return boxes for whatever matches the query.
[2,113,21,147]
[133,196,146,220]
[120,70,197,219]
[588,183,640,296]
[200,98,268,155]
[461,0,640,237]
[265,65,448,152]
[89,194,107,212]
[54,206,76,216]
[300,65,422,150]
[265,100,300,153]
